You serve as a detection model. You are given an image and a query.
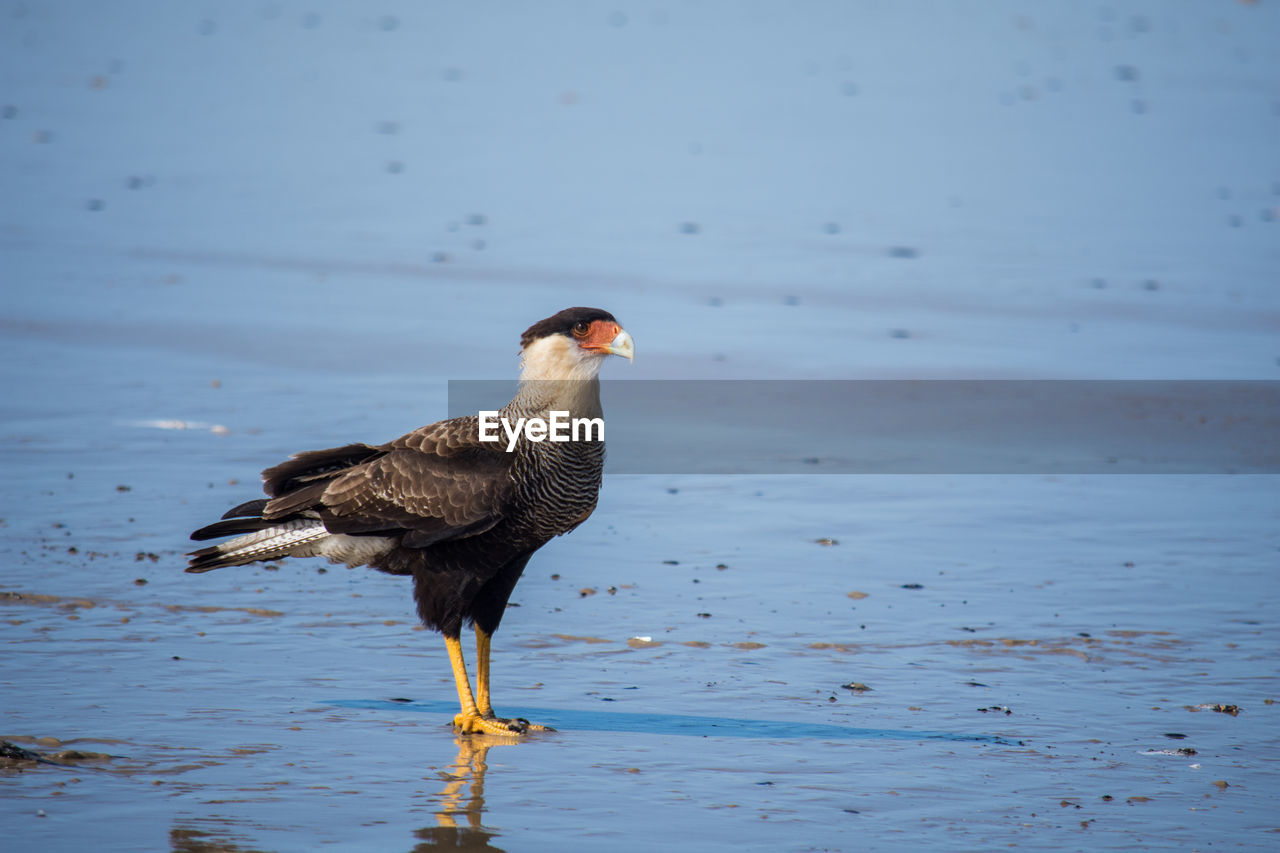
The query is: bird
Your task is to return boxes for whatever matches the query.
[187,307,634,735]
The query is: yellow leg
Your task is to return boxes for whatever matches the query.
[445,635,481,724]
[474,627,494,717]
[446,632,549,736]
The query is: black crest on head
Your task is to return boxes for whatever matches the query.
[520,307,618,348]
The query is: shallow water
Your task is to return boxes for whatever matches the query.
[3,2,1279,851]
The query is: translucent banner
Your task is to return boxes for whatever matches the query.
[448,380,1280,474]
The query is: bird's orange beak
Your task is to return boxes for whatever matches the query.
[581,321,634,361]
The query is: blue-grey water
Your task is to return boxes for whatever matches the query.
[2,2,1278,851]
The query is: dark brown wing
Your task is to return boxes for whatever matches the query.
[262,415,515,549]
[262,443,385,496]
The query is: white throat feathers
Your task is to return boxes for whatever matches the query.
[510,334,606,419]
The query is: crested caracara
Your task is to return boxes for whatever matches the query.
[187,307,634,735]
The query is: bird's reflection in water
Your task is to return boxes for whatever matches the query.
[410,734,517,852]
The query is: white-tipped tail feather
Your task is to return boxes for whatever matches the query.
[200,520,328,566]
[189,520,394,571]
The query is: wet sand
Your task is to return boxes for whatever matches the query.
[3,471,1276,850]
[3,2,1279,850]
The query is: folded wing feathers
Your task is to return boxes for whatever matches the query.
[188,416,516,572]
[261,443,385,496]
[221,498,269,520]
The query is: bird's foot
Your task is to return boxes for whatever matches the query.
[452,711,554,736]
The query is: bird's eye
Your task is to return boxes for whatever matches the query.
[572,321,590,338]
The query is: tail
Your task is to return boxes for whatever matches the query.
[186,501,328,573]
[187,442,389,573]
